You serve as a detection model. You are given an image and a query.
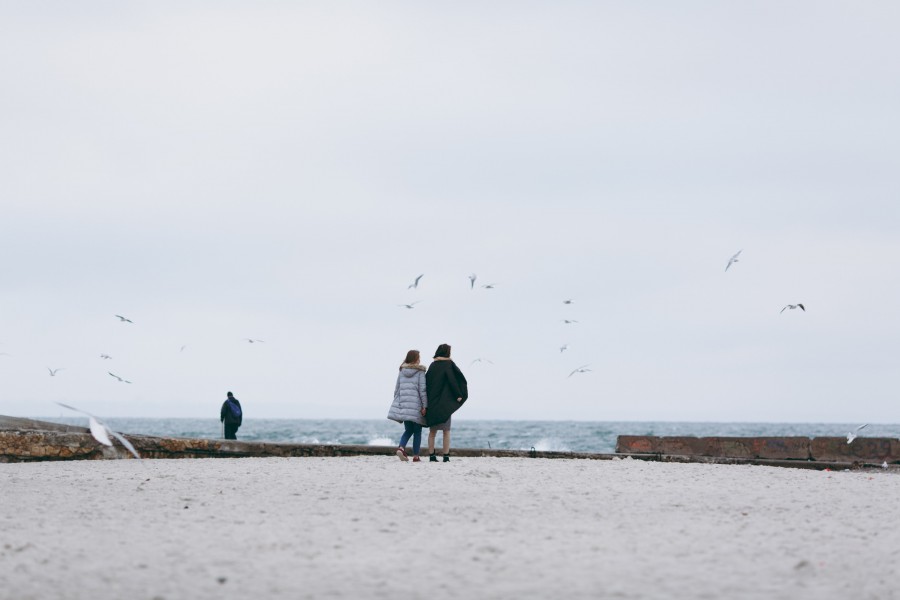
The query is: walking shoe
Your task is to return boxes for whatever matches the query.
[443,454,450,462]
[412,456,421,462]
[429,453,438,462]
[396,447,408,461]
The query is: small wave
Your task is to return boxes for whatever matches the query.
[367,437,395,446]
[527,438,571,452]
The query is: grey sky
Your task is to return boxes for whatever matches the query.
[2,2,898,423]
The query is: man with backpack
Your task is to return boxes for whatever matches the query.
[220,391,243,440]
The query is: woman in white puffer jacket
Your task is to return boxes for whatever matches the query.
[387,349,428,462]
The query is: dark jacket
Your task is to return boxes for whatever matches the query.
[220,398,243,426]
[424,359,468,427]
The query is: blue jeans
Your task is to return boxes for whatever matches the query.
[398,421,422,455]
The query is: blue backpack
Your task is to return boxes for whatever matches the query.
[226,399,242,420]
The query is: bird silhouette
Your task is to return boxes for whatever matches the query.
[725,250,742,272]
[568,365,591,378]
[408,274,424,289]
[100,354,112,360]
[780,304,806,313]
[243,338,265,343]
[398,302,421,310]
[48,367,64,376]
[108,372,132,384]
[468,274,477,289]
[562,319,579,324]
[114,315,133,323]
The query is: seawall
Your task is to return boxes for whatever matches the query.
[2,416,897,470]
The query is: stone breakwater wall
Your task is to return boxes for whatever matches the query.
[616,435,900,464]
[2,417,897,469]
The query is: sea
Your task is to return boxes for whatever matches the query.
[36,418,900,454]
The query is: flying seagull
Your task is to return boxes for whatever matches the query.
[563,299,574,305]
[48,367,64,376]
[108,372,132,384]
[562,319,579,324]
[408,274,424,289]
[846,424,868,444]
[568,365,592,378]
[180,345,187,353]
[725,250,742,272]
[780,304,806,313]
[55,402,141,459]
[398,301,420,310]
[114,315,133,323]
[100,354,112,360]
[468,273,477,289]
[471,358,494,365]
[243,338,265,343]
[560,344,569,353]
[481,283,497,290]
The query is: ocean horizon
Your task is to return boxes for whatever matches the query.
[32,417,900,454]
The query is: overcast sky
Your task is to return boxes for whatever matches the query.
[2,2,898,423]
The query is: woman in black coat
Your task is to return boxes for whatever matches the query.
[425,343,468,462]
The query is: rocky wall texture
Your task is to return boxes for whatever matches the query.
[615,435,900,464]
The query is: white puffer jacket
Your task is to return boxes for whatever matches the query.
[387,364,427,425]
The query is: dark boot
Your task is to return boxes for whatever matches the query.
[429,452,437,462]
[443,454,450,462]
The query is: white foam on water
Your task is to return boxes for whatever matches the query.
[528,438,571,452]
[367,437,395,446]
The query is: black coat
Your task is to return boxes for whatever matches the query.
[424,359,468,427]
[220,398,243,426]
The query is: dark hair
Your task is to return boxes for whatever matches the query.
[403,350,420,365]
[227,391,234,398]
[433,343,451,359]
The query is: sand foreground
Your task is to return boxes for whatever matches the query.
[1,456,898,600]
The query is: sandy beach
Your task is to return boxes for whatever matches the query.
[1,456,897,600]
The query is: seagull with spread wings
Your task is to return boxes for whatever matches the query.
[243,338,265,343]
[780,304,806,313]
[48,367,64,377]
[398,301,421,310]
[471,358,494,365]
[725,250,742,272]
[114,314,133,323]
[846,424,868,444]
[568,365,591,378]
[56,402,140,459]
[108,372,132,384]
[408,274,424,289]
[468,273,477,289]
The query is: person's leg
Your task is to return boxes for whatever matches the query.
[399,421,414,448]
[428,429,437,454]
[224,424,237,440]
[412,424,422,456]
[442,430,451,455]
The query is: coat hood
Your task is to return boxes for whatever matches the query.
[399,363,426,377]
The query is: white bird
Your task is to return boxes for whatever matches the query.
[559,344,569,353]
[108,372,132,384]
[563,299,574,305]
[100,354,112,360]
[55,402,140,459]
[468,273,477,289]
[883,461,889,469]
[725,250,742,272]
[481,283,497,290]
[398,301,420,310]
[180,345,187,353]
[471,358,494,365]
[568,365,591,378]
[114,314,133,323]
[781,304,806,313]
[48,367,64,376]
[847,424,868,444]
[562,319,579,324]
[243,338,265,343]
[408,274,424,289]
